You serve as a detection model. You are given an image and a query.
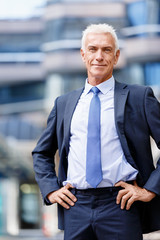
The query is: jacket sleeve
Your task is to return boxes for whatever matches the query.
[32,98,60,202]
[143,87,160,195]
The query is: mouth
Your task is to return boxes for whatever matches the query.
[92,64,106,67]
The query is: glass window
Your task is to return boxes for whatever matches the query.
[127,0,147,26]
[127,0,160,36]
[61,73,86,93]
[147,0,160,25]
[0,81,45,104]
[44,17,124,43]
[0,116,43,140]
[0,34,42,53]
[114,64,145,85]
[145,62,160,86]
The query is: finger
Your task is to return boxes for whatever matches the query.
[65,183,74,189]
[60,193,75,206]
[56,196,70,209]
[62,188,77,202]
[116,189,128,204]
[120,192,132,210]
[63,184,77,201]
[50,191,72,209]
[115,181,128,188]
[126,196,135,210]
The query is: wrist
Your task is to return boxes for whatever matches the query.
[144,188,156,200]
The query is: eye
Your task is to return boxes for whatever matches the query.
[88,47,96,52]
[104,48,112,53]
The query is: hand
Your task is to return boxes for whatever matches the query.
[115,180,156,210]
[47,183,77,209]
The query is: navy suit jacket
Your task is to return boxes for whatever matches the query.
[33,81,160,233]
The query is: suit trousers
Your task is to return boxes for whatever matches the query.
[64,187,143,240]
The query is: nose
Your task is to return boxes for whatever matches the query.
[96,50,103,61]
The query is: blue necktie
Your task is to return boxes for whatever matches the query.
[86,87,102,188]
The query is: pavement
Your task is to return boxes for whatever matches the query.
[0,230,64,240]
[1,230,160,240]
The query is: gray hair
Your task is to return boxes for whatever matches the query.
[81,23,119,54]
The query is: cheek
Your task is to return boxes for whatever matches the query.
[86,57,93,65]
[106,58,115,66]
[104,59,111,67]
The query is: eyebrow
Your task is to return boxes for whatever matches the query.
[88,45,97,49]
[87,45,113,50]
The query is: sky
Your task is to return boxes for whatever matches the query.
[0,0,45,19]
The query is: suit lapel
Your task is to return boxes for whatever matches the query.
[64,88,84,154]
[114,81,139,170]
[114,81,129,135]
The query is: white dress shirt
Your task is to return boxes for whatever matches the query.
[63,76,138,189]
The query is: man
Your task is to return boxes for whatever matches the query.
[33,24,160,240]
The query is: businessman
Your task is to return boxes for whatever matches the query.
[33,24,160,240]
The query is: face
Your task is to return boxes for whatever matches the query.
[81,32,120,85]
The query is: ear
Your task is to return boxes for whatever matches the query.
[80,48,86,63]
[114,49,120,65]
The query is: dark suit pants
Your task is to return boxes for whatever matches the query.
[64,187,143,240]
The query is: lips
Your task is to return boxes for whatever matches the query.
[92,64,106,67]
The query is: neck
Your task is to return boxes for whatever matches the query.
[88,75,112,86]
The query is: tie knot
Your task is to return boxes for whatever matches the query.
[91,87,100,95]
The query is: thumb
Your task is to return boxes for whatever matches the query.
[65,183,74,189]
[115,181,127,188]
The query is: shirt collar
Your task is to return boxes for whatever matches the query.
[84,76,115,95]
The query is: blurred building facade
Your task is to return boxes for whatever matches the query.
[0,0,160,236]
[0,18,45,235]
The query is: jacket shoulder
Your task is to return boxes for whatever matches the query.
[126,84,155,100]
[117,81,152,96]
[116,81,155,104]
[116,81,148,91]
[126,83,149,92]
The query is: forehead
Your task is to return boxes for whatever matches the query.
[85,32,115,48]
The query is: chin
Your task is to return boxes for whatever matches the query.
[92,69,104,74]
